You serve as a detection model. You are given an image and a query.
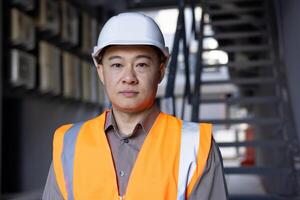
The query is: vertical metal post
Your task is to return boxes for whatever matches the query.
[180,0,192,119]
[0,0,3,194]
[190,0,197,39]
[164,1,184,116]
[164,0,194,118]
[191,5,205,122]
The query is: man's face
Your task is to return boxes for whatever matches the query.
[97,45,165,113]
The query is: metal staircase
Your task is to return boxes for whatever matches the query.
[194,0,300,199]
[160,0,300,199]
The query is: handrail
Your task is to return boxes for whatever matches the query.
[191,0,206,122]
[164,0,194,118]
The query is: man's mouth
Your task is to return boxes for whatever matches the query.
[119,91,139,97]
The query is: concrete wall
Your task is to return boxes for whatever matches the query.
[275,0,300,144]
[2,96,100,194]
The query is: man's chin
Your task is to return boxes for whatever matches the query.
[112,104,150,114]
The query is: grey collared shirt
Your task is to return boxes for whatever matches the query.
[105,105,160,195]
[42,106,228,199]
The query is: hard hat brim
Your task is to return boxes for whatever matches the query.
[92,42,169,66]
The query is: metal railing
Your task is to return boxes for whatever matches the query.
[163,0,300,199]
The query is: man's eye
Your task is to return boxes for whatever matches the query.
[137,63,149,67]
[111,63,122,68]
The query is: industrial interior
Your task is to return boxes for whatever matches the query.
[0,0,300,199]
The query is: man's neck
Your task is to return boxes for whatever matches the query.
[111,105,155,136]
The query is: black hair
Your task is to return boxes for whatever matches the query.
[151,46,168,64]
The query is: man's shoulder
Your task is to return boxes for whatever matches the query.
[162,112,212,127]
[54,111,107,135]
[83,110,107,126]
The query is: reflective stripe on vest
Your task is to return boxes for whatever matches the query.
[177,121,200,200]
[60,120,201,200]
[61,122,84,200]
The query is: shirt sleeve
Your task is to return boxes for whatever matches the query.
[42,162,64,200]
[189,139,229,200]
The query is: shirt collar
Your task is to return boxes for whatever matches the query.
[104,104,160,137]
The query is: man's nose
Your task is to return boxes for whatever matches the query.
[122,66,138,84]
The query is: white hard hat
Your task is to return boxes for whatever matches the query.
[91,12,169,66]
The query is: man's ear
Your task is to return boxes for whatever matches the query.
[158,62,166,83]
[96,64,105,85]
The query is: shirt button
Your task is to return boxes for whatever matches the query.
[122,138,129,143]
[120,170,126,177]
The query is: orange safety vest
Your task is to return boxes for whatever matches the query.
[53,111,212,200]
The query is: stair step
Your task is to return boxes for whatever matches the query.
[208,7,264,15]
[203,60,273,68]
[199,118,282,125]
[204,31,266,39]
[229,194,288,200]
[204,18,265,26]
[201,77,276,85]
[208,0,266,4]
[218,140,285,148]
[201,96,279,105]
[203,44,270,53]
[224,166,291,175]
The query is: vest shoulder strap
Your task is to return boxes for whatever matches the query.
[53,112,107,200]
[177,121,212,199]
[61,122,84,200]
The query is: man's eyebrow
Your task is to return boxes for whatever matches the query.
[108,55,123,61]
[108,54,153,61]
[135,55,152,60]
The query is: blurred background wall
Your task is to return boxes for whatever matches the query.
[275,0,300,144]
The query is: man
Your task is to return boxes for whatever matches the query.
[43,12,228,200]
